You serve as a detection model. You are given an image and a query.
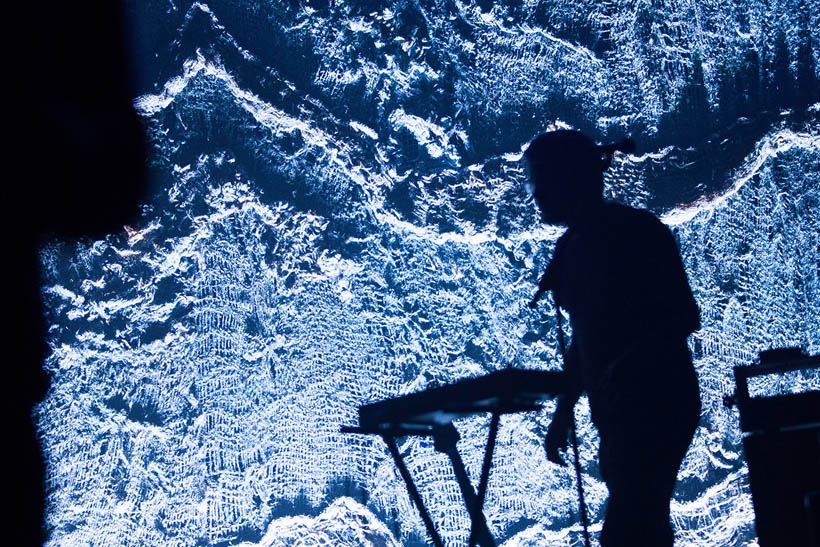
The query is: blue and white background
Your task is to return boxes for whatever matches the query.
[37,1,819,545]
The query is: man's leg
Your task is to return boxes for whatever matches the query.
[598,398,698,546]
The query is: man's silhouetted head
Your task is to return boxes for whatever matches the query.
[524,130,635,225]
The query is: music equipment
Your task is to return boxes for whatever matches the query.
[343,369,566,547]
[726,347,820,547]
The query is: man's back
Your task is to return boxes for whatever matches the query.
[546,202,700,399]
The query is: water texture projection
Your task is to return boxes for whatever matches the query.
[38,1,819,545]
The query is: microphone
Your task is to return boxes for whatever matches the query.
[529,287,546,308]
[529,270,551,308]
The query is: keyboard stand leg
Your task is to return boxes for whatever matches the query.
[433,424,497,547]
[469,411,500,547]
[381,434,444,547]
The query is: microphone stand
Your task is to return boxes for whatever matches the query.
[553,296,592,547]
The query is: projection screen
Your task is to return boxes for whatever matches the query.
[38,1,819,545]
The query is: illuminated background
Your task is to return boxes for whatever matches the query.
[38,1,819,545]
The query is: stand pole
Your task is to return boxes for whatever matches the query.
[382,435,443,547]
[570,418,591,547]
[554,297,591,547]
[470,412,500,547]
[433,424,497,547]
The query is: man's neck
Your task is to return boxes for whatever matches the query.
[566,199,605,230]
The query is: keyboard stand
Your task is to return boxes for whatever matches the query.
[341,369,565,546]
[343,413,502,547]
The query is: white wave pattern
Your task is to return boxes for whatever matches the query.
[237,498,400,547]
[37,2,820,546]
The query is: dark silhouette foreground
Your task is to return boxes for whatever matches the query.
[14,3,146,543]
[527,130,701,546]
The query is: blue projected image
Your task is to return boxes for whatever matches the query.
[37,1,819,546]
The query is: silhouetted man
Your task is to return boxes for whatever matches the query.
[526,130,701,546]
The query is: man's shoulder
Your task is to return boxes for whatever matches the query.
[604,202,668,235]
[603,201,657,221]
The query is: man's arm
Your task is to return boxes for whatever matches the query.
[545,339,582,465]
